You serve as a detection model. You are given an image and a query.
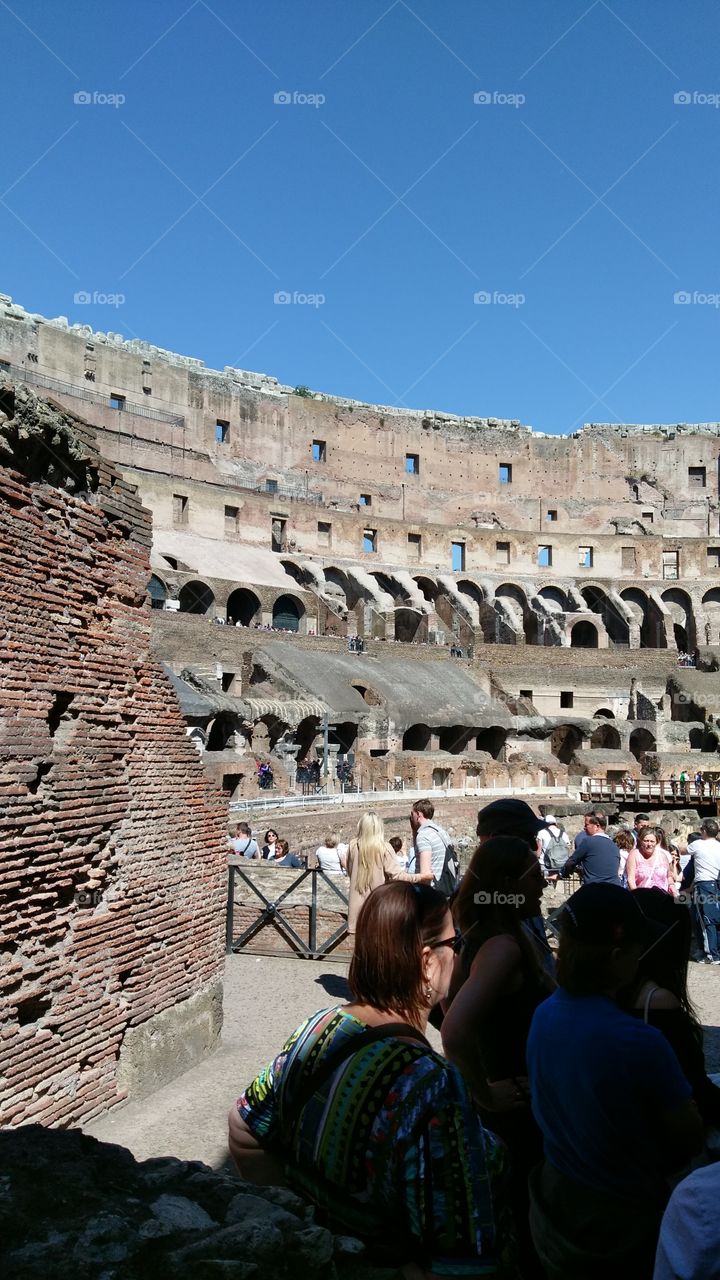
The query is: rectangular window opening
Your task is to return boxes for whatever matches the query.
[408,532,422,560]
[578,546,593,568]
[318,520,332,547]
[363,528,377,554]
[359,493,371,507]
[499,463,512,484]
[265,478,278,494]
[216,419,229,443]
[451,541,466,572]
[495,541,510,564]
[110,393,125,411]
[312,439,326,462]
[271,516,287,553]
[688,466,706,488]
[642,510,654,524]
[538,545,552,567]
[546,510,557,522]
[662,549,679,580]
[519,689,533,700]
[172,493,189,526]
[221,672,236,693]
[621,547,636,570]
[560,691,574,709]
[707,546,720,569]
[224,505,239,536]
[405,453,420,475]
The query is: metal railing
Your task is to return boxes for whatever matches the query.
[581,778,720,806]
[5,363,184,424]
[226,864,349,959]
[228,783,572,814]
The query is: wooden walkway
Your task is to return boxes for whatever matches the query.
[581,778,720,809]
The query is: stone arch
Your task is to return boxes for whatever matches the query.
[272,593,304,632]
[494,582,532,643]
[206,712,240,752]
[178,580,214,615]
[294,715,321,759]
[551,724,583,767]
[593,708,615,719]
[227,587,261,626]
[590,722,621,749]
[438,725,475,754]
[457,579,486,616]
[571,620,599,648]
[661,587,696,652]
[329,721,358,753]
[394,607,425,642]
[403,724,432,750]
[147,574,167,610]
[351,682,384,707]
[475,727,508,759]
[280,558,310,587]
[630,727,656,760]
[536,585,569,611]
[581,585,630,646]
[324,566,359,608]
[702,588,720,645]
[413,575,439,603]
[621,588,665,648]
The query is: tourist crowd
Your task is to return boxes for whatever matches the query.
[227,797,720,1278]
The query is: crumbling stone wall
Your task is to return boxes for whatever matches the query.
[0,386,227,1127]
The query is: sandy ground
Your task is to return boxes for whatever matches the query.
[84,951,720,1171]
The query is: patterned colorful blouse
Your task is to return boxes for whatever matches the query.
[236,1007,504,1275]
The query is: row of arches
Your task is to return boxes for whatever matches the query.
[148,577,306,632]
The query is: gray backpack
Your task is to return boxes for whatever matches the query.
[543,826,568,873]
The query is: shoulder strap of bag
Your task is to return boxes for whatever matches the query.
[283,1021,429,1127]
[643,985,659,1024]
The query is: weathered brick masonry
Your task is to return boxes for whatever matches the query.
[0,386,226,1127]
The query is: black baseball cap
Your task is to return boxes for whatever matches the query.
[476,798,546,840]
[560,883,663,948]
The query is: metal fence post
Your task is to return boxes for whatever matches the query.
[226,864,235,954]
[309,869,318,957]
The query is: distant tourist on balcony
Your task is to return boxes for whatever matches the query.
[669,771,678,800]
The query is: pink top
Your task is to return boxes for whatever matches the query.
[634,850,671,893]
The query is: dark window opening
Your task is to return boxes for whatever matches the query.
[689,466,706,487]
[560,691,574,708]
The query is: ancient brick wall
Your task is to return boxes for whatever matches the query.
[0,386,227,1127]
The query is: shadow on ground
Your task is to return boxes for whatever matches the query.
[314,972,351,1000]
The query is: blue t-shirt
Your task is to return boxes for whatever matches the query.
[527,989,691,1203]
[564,833,621,885]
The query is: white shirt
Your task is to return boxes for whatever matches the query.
[687,837,720,882]
[537,824,570,853]
[315,844,348,875]
[654,1161,720,1280]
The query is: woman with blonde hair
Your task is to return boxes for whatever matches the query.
[346,813,431,934]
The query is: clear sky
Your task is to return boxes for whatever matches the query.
[3,1,720,433]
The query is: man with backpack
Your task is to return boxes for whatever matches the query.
[408,799,459,898]
[537,814,571,878]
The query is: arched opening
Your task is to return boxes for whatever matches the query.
[571,620,599,648]
[206,713,239,752]
[590,723,621,750]
[629,727,657,761]
[372,571,408,604]
[227,587,261,626]
[536,586,568,611]
[621,588,665,648]
[329,721,358,753]
[662,588,696,652]
[414,575,438,603]
[475,727,508,759]
[280,559,308,587]
[551,724,583,767]
[403,724,432,750]
[495,583,529,644]
[294,715,320,759]
[438,725,475,754]
[593,708,615,719]
[703,588,720,646]
[457,580,486,617]
[324,566,356,608]
[147,575,167,610]
[178,580,214,615]
[351,682,384,707]
[394,607,424,643]
[272,594,304,632]
[581,586,630,646]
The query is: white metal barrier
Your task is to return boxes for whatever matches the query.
[229,784,575,814]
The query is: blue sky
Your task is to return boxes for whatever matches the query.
[3,1,720,432]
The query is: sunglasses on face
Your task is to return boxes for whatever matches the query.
[428,929,463,954]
